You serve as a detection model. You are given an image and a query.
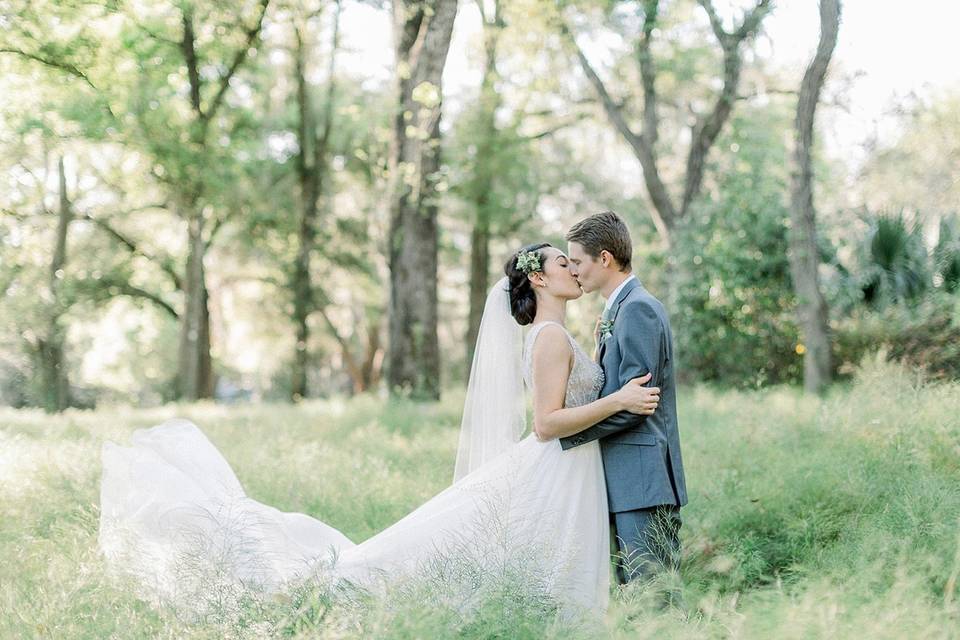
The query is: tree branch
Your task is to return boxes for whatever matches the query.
[80,211,183,290]
[315,304,362,379]
[0,47,99,92]
[205,206,244,248]
[116,283,180,318]
[202,0,271,125]
[0,47,117,121]
[91,276,180,319]
[505,112,590,145]
[559,10,676,236]
[180,9,204,117]
[698,0,728,41]
[559,21,640,151]
[735,0,773,39]
[698,0,771,41]
[136,22,180,48]
[315,0,342,168]
[312,284,364,384]
[1,208,31,221]
[683,0,772,216]
[637,0,660,148]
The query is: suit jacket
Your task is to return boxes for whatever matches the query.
[560,278,688,512]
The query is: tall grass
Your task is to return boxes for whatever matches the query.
[1,357,958,638]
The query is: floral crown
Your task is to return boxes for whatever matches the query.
[515,250,542,274]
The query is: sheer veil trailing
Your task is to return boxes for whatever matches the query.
[453,276,526,481]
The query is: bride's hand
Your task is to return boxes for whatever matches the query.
[615,373,660,415]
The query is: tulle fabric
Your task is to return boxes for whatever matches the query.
[453,276,526,482]
[99,308,611,617]
[99,419,609,615]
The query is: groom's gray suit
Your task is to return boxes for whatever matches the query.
[560,277,687,584]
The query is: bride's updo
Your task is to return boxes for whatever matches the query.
[504,242,551,325]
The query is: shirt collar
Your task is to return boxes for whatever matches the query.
[604,274,636,311]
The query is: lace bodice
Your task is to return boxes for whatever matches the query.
[522,321,604,409]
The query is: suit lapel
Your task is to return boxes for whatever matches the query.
[597,277,641,363]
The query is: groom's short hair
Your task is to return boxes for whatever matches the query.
[566,210,632,272]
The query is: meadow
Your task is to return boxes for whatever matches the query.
[2,356,959,639]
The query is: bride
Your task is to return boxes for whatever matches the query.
[98,243,660,617]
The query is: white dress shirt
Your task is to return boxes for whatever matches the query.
[603,274,637,314]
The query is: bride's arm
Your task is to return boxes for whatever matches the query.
[530,325,657,441]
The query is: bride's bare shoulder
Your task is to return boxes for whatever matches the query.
[530,322,573,357]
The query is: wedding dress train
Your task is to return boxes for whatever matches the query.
[99,293,610,616]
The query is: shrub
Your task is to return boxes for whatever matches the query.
[833,293,960,380]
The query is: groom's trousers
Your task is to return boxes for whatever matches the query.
[610,505,682,585]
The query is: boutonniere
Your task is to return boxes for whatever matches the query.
[598,318,615,341]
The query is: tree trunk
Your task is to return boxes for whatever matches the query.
[290,5,341,401]
[291,23,319,402]
[38,156,72,412]
[386,0,458,400]
[361,321,383,391]
[291,268,311,401]
[788,0,840,394]
[466,219,491,367]
[177,210,213,400]
[465,5,502,368]
[172,3,269,401]
[563,0,771,323]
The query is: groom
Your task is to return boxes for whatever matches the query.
[561,210,688,588]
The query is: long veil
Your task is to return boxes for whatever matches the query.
[453,276,526,481]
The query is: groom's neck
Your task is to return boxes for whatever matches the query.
[600,270,633,300]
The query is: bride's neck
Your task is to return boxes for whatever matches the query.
[532,295,566,326]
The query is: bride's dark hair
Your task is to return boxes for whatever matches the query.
[504,242,552,325]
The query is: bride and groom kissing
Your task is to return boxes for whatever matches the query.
[98,210,688,616]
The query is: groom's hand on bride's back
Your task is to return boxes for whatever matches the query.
[615,373,660,415]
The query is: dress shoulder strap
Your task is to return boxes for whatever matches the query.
[524,321,576,361]
[522,321,581,390]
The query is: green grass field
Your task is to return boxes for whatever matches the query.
[2,357,959,639]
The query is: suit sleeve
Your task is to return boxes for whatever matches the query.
[559,299,665,450]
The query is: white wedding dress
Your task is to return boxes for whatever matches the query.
[99,285,610,618]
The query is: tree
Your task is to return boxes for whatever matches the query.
[289,0,342,400]
[241,0,389,398]
[28,157,74,412]
[559,0,772,248]
[3,0,275,400]
[856,91,960,218]
[464,0,506,368]
[386,0,458,399]
[788,0,840,394]
[457,0,549,366]
[165,0,272,400]
[674,104,803,388]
